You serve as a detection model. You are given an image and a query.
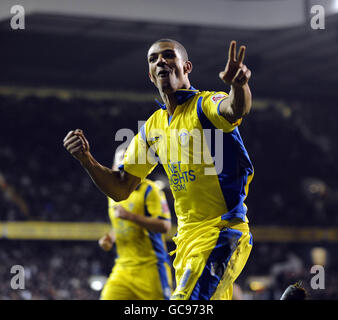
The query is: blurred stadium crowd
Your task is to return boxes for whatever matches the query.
[1,240,337,300]
[1,94,337,299]
[1,240,111,300]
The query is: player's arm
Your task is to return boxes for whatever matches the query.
[63,129,140,201]
[98,230,115,251]
[115,206,171,233]
[218,40,252,124]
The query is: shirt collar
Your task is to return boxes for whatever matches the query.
[155,86,199,110]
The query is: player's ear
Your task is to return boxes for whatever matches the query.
[183,61,193,74]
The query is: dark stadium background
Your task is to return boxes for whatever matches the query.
[1,0,338,300]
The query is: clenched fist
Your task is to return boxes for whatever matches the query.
[98,233,115,251]
[219,40,251,88]
[63,129,90,162]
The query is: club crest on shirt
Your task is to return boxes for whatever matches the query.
[178,130,190,146]
[211,93,226,104]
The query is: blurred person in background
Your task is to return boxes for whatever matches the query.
[0,172,30,218]
[98,149,173,300]
[64,39,253,300]
[232,283,244,300]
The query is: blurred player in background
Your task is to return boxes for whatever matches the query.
[98,148,173,300]
[64,39,253,300]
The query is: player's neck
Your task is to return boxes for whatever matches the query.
[159,82,191,116]
[160,93,177,116]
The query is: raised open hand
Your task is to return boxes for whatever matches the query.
[219,40,251,87]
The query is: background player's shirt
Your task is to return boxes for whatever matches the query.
[108,179,171,267]
[121,87,254,246]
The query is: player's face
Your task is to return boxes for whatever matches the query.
[147,42,189,93]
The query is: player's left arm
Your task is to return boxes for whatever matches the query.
[218,40,252,124]
[115,205,171,233]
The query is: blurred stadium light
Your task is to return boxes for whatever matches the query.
[247,276,272,292]
[88,276,107,292]
[311,247,328,266]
